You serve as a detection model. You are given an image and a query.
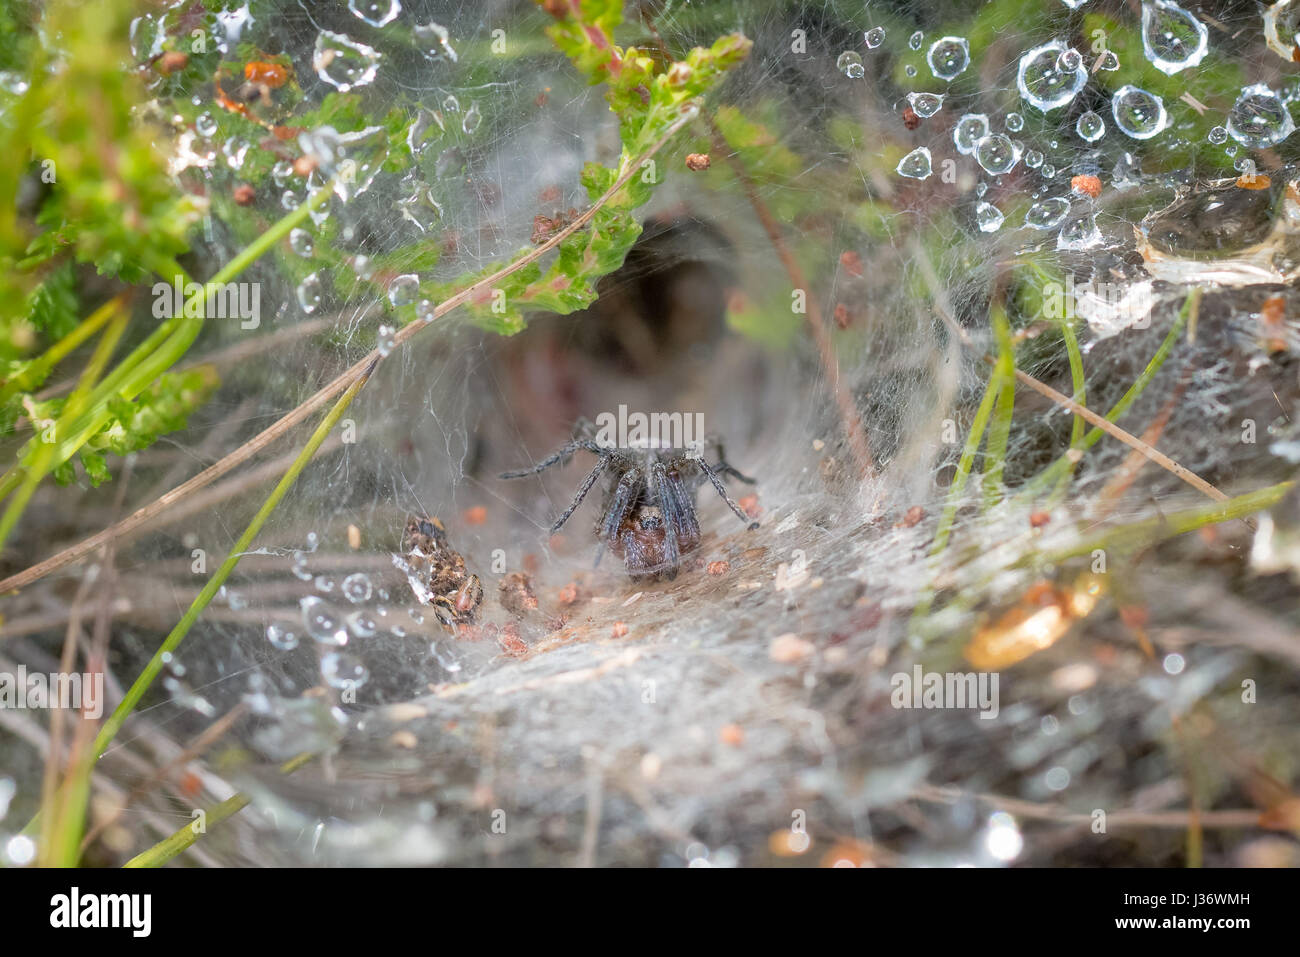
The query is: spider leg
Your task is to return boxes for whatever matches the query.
[499,438,584,479]
[698,456,758,527]
[709,439,757,484]
[649,461,682,579]
[549,454,608,533]
[663,467,699,549]
[593,466,642,568]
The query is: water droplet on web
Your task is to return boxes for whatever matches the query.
[408,607,425,625]
[896,147,932,179]
[1056,48,1082,72]
[1226,83,1295,148]
[461,102,482,134]
[289,228,314,257]
[1006,112,1024,132]
[266,624,299,651]
[1026,196,1071,229]
[975,202,1005,233]
[1111,85,1166,139]
[1141,0,1208,75]
[417,299,436,322]
[1042,163,1057,178]
[442,94,460,113]
[346,610,378,638]
[272,160,292,186]
[281,190,301,210]
[1024,149,1044,168]
[953,113,989,155]
[1017,40,1088,111]
[315,575,336,593]
[975,133,1020,175]
[377,324,395,356]
[348,0,400,28]
[1076,110,1105,142]
[907,91,944,117]
[927,36,969,80]
[1095,49,1120,71]
[388,274,419,307]
[301,596,348,646]
[322,652,368,689]
[909,31,924,51]
[342,572,373,604]
[864,27,886,49]
[313,31,381,92]
[1208,125,1228,144]
[837,51,864,78]
[1057,212,1101,250]
[351,254,373,280]
[297,273,322,313]
[904,65,917,78]
[413,21,457,62]
[222,137,248,169]
[1112,151,1142,188]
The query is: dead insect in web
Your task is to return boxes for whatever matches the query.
[396,515,484,625]
[501,420,759,582]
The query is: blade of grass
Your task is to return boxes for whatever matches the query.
[89,360,373,767]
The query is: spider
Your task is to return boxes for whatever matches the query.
[501,420,758,581]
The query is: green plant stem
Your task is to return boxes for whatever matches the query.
[0,185,332,516]
[89,360,371,766]
[0,292,126,406]
[123,751,315,868]
[0,305,129,552]
[1028,480,1292,566]
[933,368,1002,557]
[982,300,1016,507]
[1021,292,1193,501]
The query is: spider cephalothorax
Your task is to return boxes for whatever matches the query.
[501,420,757,581]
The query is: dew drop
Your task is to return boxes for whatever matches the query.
[953,113,990,155]
[461,101,482,134]
[1075,110,1105,142]
[1111,85,1167,139]
[975,133,1020,175]
[836,51,864,78]
[1025,196,1072,230]
[348,0,400,29]
[1017,40,1087,111]
[388,273,419,307]
[927,36,969,81]
[975,202,1005,233]
[321,651,368,689]
[1006,112,1024,132]
[301,596,348,646]
[313,31,381,92]
[195,111,218,138]
[413,21,457,62]
[296,273,322,314]
[1095,49,1120,71]
[222,136,249,169]
[907,91,944,118]
[864,27,886,49]
[1141,0,1208,76]
[377,324,395,356]
[1226,83,1295,149]
[266,624,299,651]
[1057,212,1101,250]
[908,31,924,51]
[289,227,314,257]
[346,610,378,639]
[342,572,373,604]
[896,146,932,180]
[417,299,436,322]
[1024,149,1044,169]
[1207,125,1228,144]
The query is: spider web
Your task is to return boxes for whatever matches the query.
[5,0,1300,868]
